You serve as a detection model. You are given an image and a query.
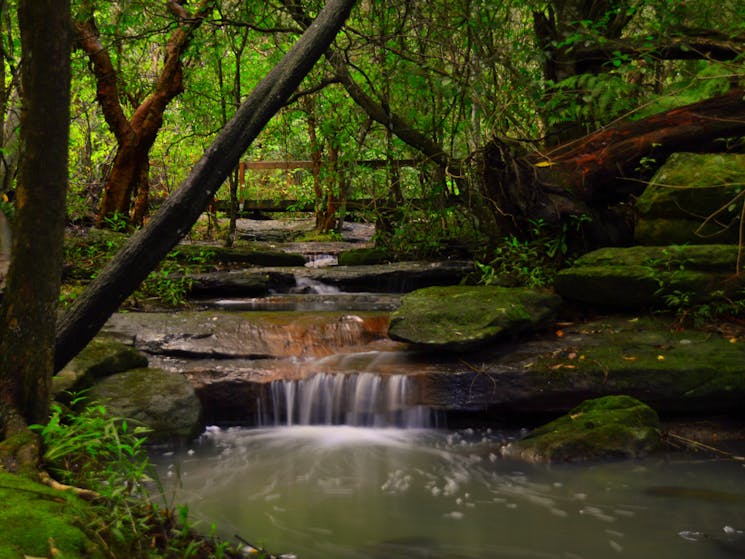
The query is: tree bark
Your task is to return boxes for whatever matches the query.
[478,87,745,240]
[0,0,70,429]
[74,0,212,228]
[55,0,357,372]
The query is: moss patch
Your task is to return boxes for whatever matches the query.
[0,471,103,558]
[388,286,561,351]
[338,247,392,266]
[555,245,745,307]
[526,316,745,411]
[503,395,661,463]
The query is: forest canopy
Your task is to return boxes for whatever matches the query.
[0,0,741,249]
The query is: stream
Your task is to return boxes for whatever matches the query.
[148,219,745,559]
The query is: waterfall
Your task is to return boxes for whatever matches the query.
[259,372,433,428]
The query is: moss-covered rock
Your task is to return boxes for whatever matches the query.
[173,243,306,267]
[388,285,561,351]
[635,152,745,245]
[502,395,661,463]
[337,247,392,266]
[89,368,203,443]
[0,470,104,558]
[554,244,744,307]
[53,336,148,398]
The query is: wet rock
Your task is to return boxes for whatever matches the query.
[89,367,203,443]
[189,270,288,297]
[337,247,392,266]
[554,244,744,308]
[303,260,475,292]
[388,286,561,352]
[635,152,745,245]
[501,395,661,463]
[416,315,745,417]
[174,243,306,267]
[53,336,148,398]
[187,260,474,297]
[102,310,392,360]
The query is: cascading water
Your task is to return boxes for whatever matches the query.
[258,372,433,428]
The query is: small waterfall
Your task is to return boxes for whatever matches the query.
[291,276,340,294]
[259,372,433,428]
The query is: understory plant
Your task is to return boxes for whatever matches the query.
[30,397,243,558]
[476,217,588,288]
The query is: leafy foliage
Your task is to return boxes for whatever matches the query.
[30,396,245,558]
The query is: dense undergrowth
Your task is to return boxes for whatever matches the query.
[24,396,254,559]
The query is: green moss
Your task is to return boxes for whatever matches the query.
[528,316,745,410]
[0,471,103,558]
[506,395,661,463]
[388,286,561,351]
[338,247,392,266]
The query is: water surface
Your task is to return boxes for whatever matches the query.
[152,426,745,559]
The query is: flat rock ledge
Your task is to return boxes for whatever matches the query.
[555,244,744,308]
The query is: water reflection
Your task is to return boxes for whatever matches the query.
[151,426,745,559]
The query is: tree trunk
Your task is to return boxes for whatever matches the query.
[0,0,70,431]
[477,87,745,242]
[55,0,357,372]
[74,0,212,228]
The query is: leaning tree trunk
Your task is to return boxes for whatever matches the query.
[54,0,357,372]
[477,87,745,244]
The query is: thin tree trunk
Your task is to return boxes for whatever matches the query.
[55,0,357,371]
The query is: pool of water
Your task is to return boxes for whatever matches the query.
[151,425,745,559]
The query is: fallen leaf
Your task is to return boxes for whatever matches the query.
[556,329,564,337]
[657,354,665,361]
[623,356,638,361]
[729,337,737,344]
[568,352,577,359]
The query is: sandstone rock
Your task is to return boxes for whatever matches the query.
[635,152,745,245]
[501,395,661,463]
[337,247,392,266]
[414,315,745,416]
[89,368,203,443]
[53,337,148,398]
[388,285,561,351]
[554,244,744,308]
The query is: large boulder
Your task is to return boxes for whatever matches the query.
[53,336,148,398]
[388,285,561,352]
[89,368,203,443]
[635,152,745,245]
[502,395,661,463]
[554,244,744,308]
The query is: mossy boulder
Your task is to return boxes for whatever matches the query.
[0,471,104,558]
[173,243,306,267]
[89,368,203,443]
[53,336,148,398]
[554,244,744,308]
[635,152,745,245]
[388,285,561,351]
[502,395,661,463]
[338,247,392,266]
